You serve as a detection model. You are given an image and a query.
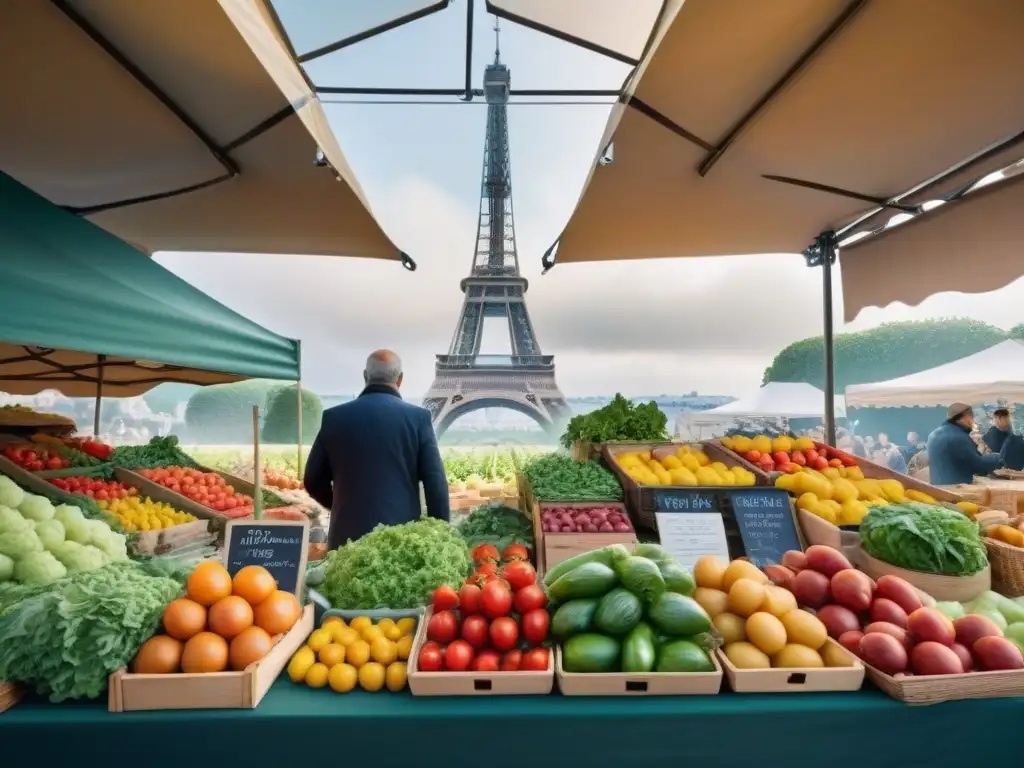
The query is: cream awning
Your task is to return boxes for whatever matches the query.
[0,0,408,263]
[490,0,1024,285]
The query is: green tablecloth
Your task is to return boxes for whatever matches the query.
[1,680,1017,767]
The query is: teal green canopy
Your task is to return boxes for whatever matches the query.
[0,172,300,396]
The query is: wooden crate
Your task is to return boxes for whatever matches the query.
[717,638,864,693]
[555,647,723,696]
[115,468,231,524]
[863,662,1024,705]
[407,608,554,696]
[856,549,990,603]
[814,443,963,503]
[602,442,769,527]
[0,681,23,713]
[531,500,637,571]
[108,604,313,712]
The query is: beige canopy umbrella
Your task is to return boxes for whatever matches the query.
[0,0,413,267]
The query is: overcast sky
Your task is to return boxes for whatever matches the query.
[157,1,1024,399]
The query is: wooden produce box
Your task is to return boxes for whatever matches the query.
[115,468,233,524]
[813,443,963,503]
[0,681,23,713]
[555,647,723,696]
[716,638,864,693]
[856,549,990,603]
[108,604,313,712]
[530,500,637,572]
[407,608,554,696]
[602,442,769,528]
[863,662,1024,705]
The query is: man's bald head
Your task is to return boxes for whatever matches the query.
[364,350,403,388]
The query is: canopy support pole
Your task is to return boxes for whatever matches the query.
[296,339,304,476]
[93,354,106,436]
[804,232,838,446]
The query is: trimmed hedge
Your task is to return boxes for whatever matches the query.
[184,380,284,444]
[261,384,323,445]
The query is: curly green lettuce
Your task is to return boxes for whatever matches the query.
[859,502,988,576]
[321,517,469,609]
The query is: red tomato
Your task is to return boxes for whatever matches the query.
[805,448,820,463]
[427,610,458,644]
[45,456,63,470]
[458,584,482,615]
[513,584,547,614]
[500,650,522,671]
[471,650,500,672]
[489,617,519,652]
[24,451,37,463]
[791,451,807,466]
[432,585,459,613]
[460,614,489,648]
[520,647,549,671]
[418,645,443,672]
[95,490,109,501]
[445,640,474,671]
[502,544,530,562]
[521,609,550,645]
[476,561,498,576]
[481,580,512,619]
[501,560,536,591]
[471,543,499,564]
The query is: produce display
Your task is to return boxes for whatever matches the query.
[559,393,669,450]
[48,475,136,500]
[464,542,531,587]
[0,560,186,701]
[109,435,201,470]
[32,434,115,461]
[131,562,301,674]
[548,543,719,674]
[935,590,1024,645]
[614,445,757,488]
[2,443,73,471]
[287,613,416,693]
[264,468,303,491]
[418,554,550,673]
[457,501,533,554]
[443,446,523,490]
[540,503,634,534]
[984,522,1024,548]
[0,476,129,585]
[859,503,988,576]
[319,518,470,610]
[136,467,254,518]
[523,453,622,501]
[98,496,197,533]
[723,434,850,474]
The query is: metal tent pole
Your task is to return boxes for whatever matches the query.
[805,232,838,446]
[296,340,304,476]
[93,354,106,436]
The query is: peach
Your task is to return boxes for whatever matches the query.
[907,607,955,646]
[973,636,1024,671]
[870,598,909,630]
[859,632,908,675]
[817,604,861,639]
[874,575,923,615]
[911,642,964,676]
[953,615,1003,649]
[831,569,874,613]
[791,569,831,609]
[804,545,853,578]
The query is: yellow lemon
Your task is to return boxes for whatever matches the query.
[347,639,371,668]
[361,625,384,644]
[385,661,408,692]
[318,643,346,667]
[358,662,386,692]
[396,634,414,660]
[287,646,315,683]
[307,628,332,653]
[371,637,398,665]
[328,663,358,693]
[377,618,396,634]
[382,623,403,642]
[349,616,372,633]
[304,662,330,689]
[321,616,345,628]
[396,617,417,637]
[335,627,360,647]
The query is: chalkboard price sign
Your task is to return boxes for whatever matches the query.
[728,488,802,567]
[653,489,723,513]
[224,519,310,599]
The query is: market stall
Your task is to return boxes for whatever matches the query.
[682,383,846,439]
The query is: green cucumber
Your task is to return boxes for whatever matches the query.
[543,544,631,587]
[594,588,643,636]
[547,562,618,603]
[656,639,714,672]
[551,598,599,640]
[633,543,672,562]
[658,561,696,596]
[563,634,621,673]
[648,592,712,636]
[622,621,656,672]
[614,556,666,604]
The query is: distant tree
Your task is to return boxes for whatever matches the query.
[184,380,285,444]
[1009,324,1024,341]
[261,385,323,445]
[763,319,1008,392]
[143,383,199,416]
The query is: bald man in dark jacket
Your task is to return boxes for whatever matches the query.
[303,350,449,550]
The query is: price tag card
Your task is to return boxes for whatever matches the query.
[653,511,730,572]
[728,488,802,567]
[652,489,724,513]
[223,518,310,599]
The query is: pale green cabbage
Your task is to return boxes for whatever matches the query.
[18,494,55,522]
[0,477,24,509]
[13,550,67,585]
[35,518,65,550]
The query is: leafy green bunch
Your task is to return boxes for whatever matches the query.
[523,454,623,501]
[859,502,988,576]
[560,394,669,450]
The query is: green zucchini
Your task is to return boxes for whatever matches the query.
[656,639,714,672]
[622,621,657,672]
[551,598,599,640]
[648,592,712,636]
[547,562,618,603]
[594,588,643,636]
[543,544,631,587]
[614,556,666,604]
[563,634,621,673]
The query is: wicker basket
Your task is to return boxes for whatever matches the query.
[983,536,1024,597]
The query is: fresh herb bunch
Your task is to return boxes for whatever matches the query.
[560,394,669,450]
[320,517,470,609]
[523,453,623,501]
[458,501,533,553]
[859,502,988,576]
[110,435,201,470]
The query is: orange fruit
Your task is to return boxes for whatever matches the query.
[181,632,229,673]
[132,634,183,674]
[229,626,273,671]
[207,595,254,640]
[232,565,276,607]
[254,590,302,636]
[186,562,233,607]
[162,598,207,641]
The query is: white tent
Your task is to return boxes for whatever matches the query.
[845,340,1024,408]
[687,383,846,426]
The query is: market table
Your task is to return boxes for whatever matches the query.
[3,679,1021,767]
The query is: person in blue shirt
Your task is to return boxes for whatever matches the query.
[926,403,1003,485]
[984,407,1024,471]
[303,350,450,550]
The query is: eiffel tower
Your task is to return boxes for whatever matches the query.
[424,21,569,439]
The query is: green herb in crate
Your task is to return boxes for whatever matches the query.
[457,501,533,553]
[559,394,669,450]
[523,454,623,501]
[110,435,201,470]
